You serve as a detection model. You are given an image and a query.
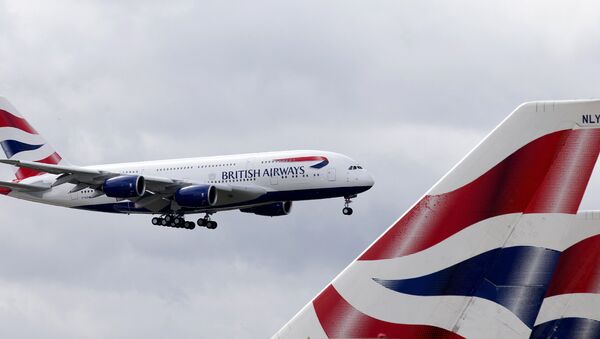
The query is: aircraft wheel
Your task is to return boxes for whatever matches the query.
[185,221,195,230]
[152,217,160,225]
[174,217,183,227]
[206,221,218,229]
[161,218,168,226]
[197,218,207,227]
[342,207,353,215]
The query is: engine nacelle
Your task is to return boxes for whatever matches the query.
[241,201,292,217]
[103,175,146,198]
[175,185,218,208]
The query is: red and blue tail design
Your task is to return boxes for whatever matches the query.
[273,100,600,339]
[531,216,600,338]
[0,97,67,189]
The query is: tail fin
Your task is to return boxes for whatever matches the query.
[273,100,600,338]
[0,97,68,180]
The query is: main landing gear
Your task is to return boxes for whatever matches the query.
[342,195,356,215]
[152,214,196,230]
[197,213,218,230]
[151,213,218,230]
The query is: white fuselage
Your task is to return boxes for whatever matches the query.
[9,150,374,215]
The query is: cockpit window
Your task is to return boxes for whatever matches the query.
[348,165,363,170]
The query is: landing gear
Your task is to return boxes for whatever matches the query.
[342,195,356,216]
[152,214,196,230]
[197,213,218,230]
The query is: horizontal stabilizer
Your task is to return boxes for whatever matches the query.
[0,180,49,192]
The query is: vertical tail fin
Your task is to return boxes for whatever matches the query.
[273,100,600,338]
[0,97,68,181]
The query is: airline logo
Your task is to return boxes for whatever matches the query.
[221,156,329,181]
[274,156,329,169]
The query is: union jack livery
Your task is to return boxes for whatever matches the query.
[0,98,66,182]
[0,97,374,229]
[273,100,600,338]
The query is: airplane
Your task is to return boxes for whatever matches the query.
[273,99,600,338]
[0,97,374,230]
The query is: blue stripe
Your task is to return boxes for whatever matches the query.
[531,318,600,339]
[374,246,560,328]
[0,139,43,158]
[310,159,329,169]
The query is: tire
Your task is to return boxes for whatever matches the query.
[206,221,217,229]
[342,207,353,215]
[197,219,207,227]
[161,218,168,226]
[152,217,160,225]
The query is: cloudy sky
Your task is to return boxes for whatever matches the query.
[2,1,600,338]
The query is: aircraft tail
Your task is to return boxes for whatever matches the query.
[0,97,68,184]
[273,100,600,338]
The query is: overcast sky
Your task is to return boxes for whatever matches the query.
[2,1,600,338]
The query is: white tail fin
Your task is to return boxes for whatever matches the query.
[0,97,68,181]
[273,100,600,338]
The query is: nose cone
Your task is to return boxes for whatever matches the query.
[363,171,375,188]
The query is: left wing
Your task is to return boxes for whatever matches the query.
[0,180,49,192]
[0,159,267,211]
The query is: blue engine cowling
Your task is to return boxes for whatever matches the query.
[103,175,146,198]
[240,201,292,216]
[175,185,218,208]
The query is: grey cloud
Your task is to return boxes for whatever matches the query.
[2,0,600,338]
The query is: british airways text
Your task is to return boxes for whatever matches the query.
[221,166,306,180]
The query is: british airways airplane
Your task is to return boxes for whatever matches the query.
[0,97,374,230]
[274,99,600,338]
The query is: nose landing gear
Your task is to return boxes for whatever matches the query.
[342,195,356,215]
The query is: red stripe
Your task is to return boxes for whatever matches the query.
[0,187,10,195]
[313,285,463,339]
[274,156,327,162]
[15,152,62,180]
[0,109,37,134]
[360,129,600,260]
[545,234,600,297]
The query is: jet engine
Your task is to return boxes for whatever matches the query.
[175,185,218,208]
[241,201,292,216]
[103,175,146,198]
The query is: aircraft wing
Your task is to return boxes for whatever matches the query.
[0,159,267,211]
